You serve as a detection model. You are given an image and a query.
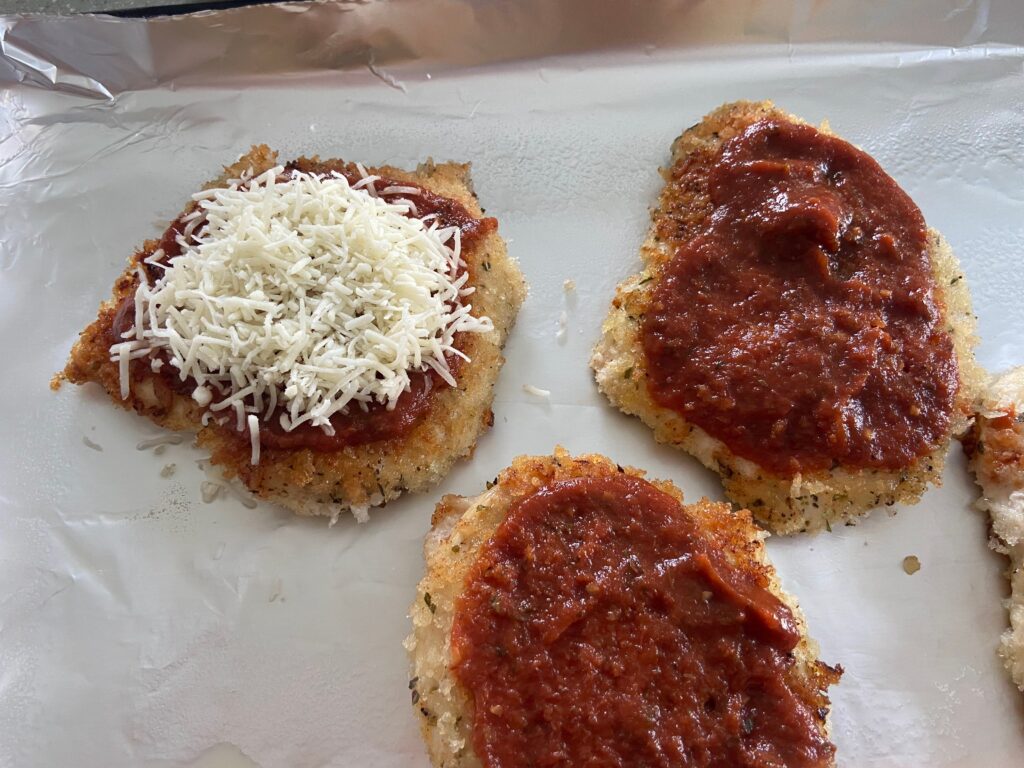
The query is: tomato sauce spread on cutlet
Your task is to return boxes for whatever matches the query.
[110,160,496,451]
[642,118,958,477]
[450,473,835,768]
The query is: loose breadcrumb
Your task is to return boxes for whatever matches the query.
[200,481,223,503]
[137,434,185,452]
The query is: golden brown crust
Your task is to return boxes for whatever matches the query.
[406,448,841,767]
[59,145,527,519]
[591,100,984,534]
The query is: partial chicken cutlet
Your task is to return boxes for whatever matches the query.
[407,448,841,767]
[592,100,983,534]
[963,367,1024,691]
[58,145,526,520]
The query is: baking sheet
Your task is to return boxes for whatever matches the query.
[2,1,1024,766]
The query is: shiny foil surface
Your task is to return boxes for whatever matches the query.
[1,2,1023,766]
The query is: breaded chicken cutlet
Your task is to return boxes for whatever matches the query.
[963,367,1024,691]
[592,101,983,534]
[58,145,526,520]
[407,448,841,768]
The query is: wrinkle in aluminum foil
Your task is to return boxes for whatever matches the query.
[1,1,1024,767]
[1,0,1022,97]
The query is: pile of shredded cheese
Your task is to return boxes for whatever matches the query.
[111,165,493,464]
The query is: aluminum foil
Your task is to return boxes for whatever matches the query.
[1,1,1023,766]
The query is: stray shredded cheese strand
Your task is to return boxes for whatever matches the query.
[247,414,260,465]
[113,165,493,463]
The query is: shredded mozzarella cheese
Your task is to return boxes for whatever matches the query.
[113,165,493,463]
[247,414,260,465]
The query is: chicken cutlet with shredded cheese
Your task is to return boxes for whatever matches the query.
[407,448,841,768]
[57,145,526,520]
[591,101,983,534]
